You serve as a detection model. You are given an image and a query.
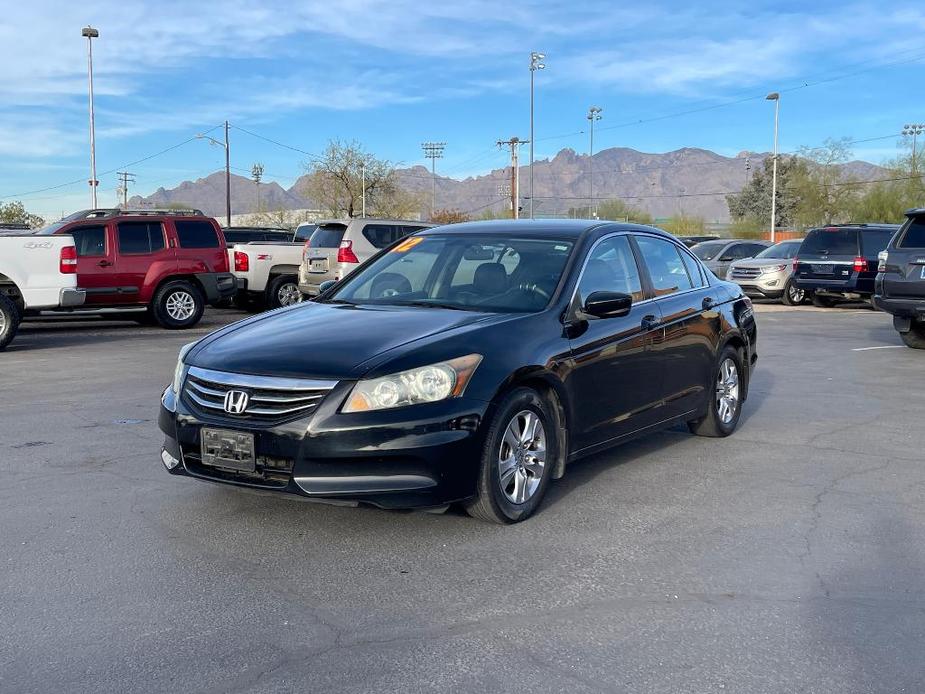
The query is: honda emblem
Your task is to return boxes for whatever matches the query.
[223,390,249,415]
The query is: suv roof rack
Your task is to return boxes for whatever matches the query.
[76,208,205,219]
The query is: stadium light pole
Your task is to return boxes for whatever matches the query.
[529,51,545,220]
[766,92,780,244]
[587,106,602,218]
[82,26,100,208]
[903,123,924,175]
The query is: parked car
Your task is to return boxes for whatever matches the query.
[0,233,85,350]
[873,209,925,348]
[689,239,771,278]
[297,219,433,297]
[231,238,306,310]
[36,209,235,328]
[726,239,805,305]
[222,226,293,247]
[793,223,900,307]
[159,220,757,524]
[677,235,720,248]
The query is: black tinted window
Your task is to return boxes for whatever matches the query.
[118,222,165,255]
[175,220,220,248]
[578,236,644,303]
[680,249,706,288]
[309,224,347,248]
[799,229,857,256]
[223,230,261,245]
[899,219,925,248]
[636,236,693,296]
[362,224,399,249]
[859,228,896,255]
[294,224,317,241]
[69,226,106,256]
[691,241,727,260]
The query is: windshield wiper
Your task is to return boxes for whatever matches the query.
[393,301,474,311]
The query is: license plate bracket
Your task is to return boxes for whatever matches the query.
[201,428,256,472]
[811,263,834,274]
[309,258,327,272]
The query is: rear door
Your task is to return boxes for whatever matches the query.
[882,217,925,297]
[795,228,858,283]
[113,220,172,305]
[59,223,115,305]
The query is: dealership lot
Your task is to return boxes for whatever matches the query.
[2,306,924,693]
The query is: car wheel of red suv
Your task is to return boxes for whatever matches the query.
[152,280,205,330]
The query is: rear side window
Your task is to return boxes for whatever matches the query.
[680,248,706,288]
[69,225,106,256]
[859,228,896,255]
[362,224,400,249]
[899,219,925,248]
[309,224,347,248]
[118,222,165,255]
[635,235,693,297]
[799,229,857,256]
[175,220,220,249]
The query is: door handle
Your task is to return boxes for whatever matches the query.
[702,296,715,310]
[97,260,113,267]
[641,314,660,330]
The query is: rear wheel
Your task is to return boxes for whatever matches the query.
[812,293,836,308]
[152,280,205,329]
[266,275,301,309]
[688,345,743,438]
[0,293,21,351]
[899,321,925,349]
[780,279,805,306]
[464,387,557,524]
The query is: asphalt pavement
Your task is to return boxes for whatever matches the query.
[1,305,924,693]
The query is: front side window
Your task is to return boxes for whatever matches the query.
[174,220,219,249]
[118,222,165,255]
[577,235,644,304]
[636,235,693,297]
[69,225,106,256]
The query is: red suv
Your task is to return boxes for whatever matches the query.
[37,209,235,329]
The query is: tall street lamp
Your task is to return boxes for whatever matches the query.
[587,106,602,218]
[529,51,545,220]
[81,26,100,209]
[902,123,924,175]
[197,121,231,226]
[766,92,780,243]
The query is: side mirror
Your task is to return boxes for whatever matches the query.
[583,291,633,318]
[318,279,337,293]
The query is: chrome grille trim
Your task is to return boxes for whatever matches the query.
[731,267,762,279]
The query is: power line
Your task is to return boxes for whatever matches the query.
[231,124,319,159]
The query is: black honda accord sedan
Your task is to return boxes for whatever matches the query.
[159,220,757,523]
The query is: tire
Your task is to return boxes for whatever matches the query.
[812,293,836,308]
[266,275,301,309]
[464,387,558,524]
[899,321,925,349]
[780,279,805,306]
[152,280,205,329]
[688,345,744,438]
[0,293,21,351]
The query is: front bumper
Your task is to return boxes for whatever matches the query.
[159,384,491,509]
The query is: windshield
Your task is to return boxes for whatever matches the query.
[34,220,71,235]
[327,234,574,313]
[755,241,800,259]
[690,241,728,260]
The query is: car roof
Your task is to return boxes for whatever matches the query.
[807,223,901,231]
[224,226,290,233]
[905,208,925,217]
[415,219,676,241]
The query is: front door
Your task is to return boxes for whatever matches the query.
[59,224,116,306]
[566,234,665,452]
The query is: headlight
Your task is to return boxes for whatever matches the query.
[171,342,196,394]
[760,264,787,274]
[342,354,483,413]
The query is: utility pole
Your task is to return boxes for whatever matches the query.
[497,137,528,219]
[587,106,602,218]
[421,142,446,220]
[361,161,366,218]
[766,93,780,244]
[529,51,546,220]
[116,171,135,208]
[744,156,751,187]
[251,163,264,211]
[82,26,100,208]
[903,124,924,176]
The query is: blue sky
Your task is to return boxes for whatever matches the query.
[2,0,924,219]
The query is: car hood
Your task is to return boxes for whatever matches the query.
[729,258,788,269]
[188,302,503,380]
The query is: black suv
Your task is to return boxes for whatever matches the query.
[793,223,900,307]
[874,209,925,348]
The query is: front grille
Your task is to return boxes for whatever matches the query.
[182,366,337,425]
[731,267,762,280]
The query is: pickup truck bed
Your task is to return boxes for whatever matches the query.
[231,241,305,309]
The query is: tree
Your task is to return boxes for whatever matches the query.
[301,140,421,219]
[0,201,45,228]
[790,138,860,227]
[431,209,471,224]
[595,199,652,224]
[726,156,803,229]
[660,215,706,235]
[848,141,925,223]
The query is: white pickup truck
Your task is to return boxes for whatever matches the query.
[230,241,306,309]
[0,234,86,350]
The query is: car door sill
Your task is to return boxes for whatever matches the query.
[567,408,700,462]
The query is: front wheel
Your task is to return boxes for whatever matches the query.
[899,321,925,349]
[266,275,301,309]
[688,346,744,438]
[0,293,21,351]
[781,279,805,306]
[465,387,558,524]
[152,280,205,329]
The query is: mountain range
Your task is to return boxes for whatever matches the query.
[128,146,886,222]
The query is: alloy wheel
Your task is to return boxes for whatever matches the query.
[0,309,5,336]
[498,410,547,504]
[787,282,805,304]
[277,282,301,306]
[165,291,196,321]
[715,358,740,425]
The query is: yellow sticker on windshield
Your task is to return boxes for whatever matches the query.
[392,237,425,253]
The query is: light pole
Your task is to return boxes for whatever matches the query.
[529,51,545,220]
[197,122,231,226]
[251,163,263,211]
[903,123,924,175]
[587,106,602,218]
[421,142,446,220]
[82,26,100,208]
[361,161,366,218]
[766,92,780,243]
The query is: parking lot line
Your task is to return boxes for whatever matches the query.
[851,345,904,351]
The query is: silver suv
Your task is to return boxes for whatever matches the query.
[726,239,805,305]
[298,219,433,297]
